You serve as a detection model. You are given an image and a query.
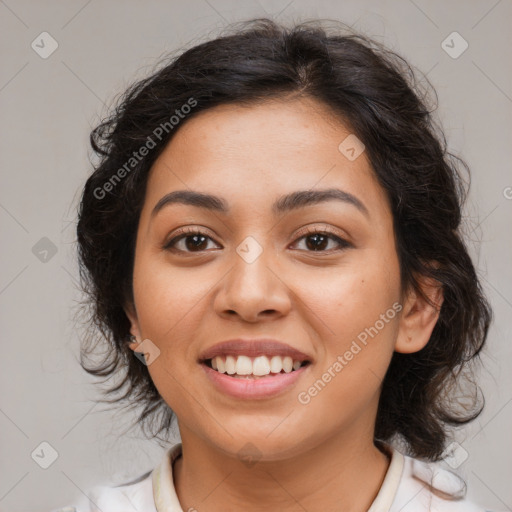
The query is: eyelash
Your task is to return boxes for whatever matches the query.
[162,225,351,254]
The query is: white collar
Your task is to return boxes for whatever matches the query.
[56,440,478,512]
[152,442,184,511]
[152,442,406,512]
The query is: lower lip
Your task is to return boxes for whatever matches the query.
[200,363,310,399]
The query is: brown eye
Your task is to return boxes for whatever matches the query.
[163,228,220,253]
[292,227,351,253]
[303,233,332,251]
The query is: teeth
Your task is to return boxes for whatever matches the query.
[210,355,305,376]
[269,355,282,373]
[235,355,252,375]
[282,356,293,373]
[225,355,236,375]
[253,356,271,376]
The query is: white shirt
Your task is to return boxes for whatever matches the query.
[51,442,498,512]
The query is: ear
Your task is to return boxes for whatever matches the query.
[395,273,444,354]
[124,300,143,352]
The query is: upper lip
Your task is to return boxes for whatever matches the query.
[198,338,312,363]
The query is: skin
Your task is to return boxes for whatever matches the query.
[125,96,443,512]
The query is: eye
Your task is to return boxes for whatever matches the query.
[163,227,220,253]
[291,226,351,253]
[163,225,351,254]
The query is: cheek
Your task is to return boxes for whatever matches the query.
[295,266,400,425]
[132,252,214,337]
[290,251,401,347]
[289,247,401,409]
[131,256,205,412]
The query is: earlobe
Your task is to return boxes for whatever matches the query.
[395,275,444,354]
[123,300,142,352]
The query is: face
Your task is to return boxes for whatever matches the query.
[125,96,433,461]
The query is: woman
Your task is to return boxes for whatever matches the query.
[57,17,495,512]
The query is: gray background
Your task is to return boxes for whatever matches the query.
[0,1,511,511]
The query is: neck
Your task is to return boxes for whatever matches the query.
[173,427,391,512]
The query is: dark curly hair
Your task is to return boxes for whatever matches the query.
[76,17,492,460]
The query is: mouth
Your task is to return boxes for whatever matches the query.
[200,356,311,399]
[201,354,312,379]
[198,338,313,398]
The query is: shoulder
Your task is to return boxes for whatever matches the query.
[391,451,499,512]
[49,443,183,512]
[49,470,156,512]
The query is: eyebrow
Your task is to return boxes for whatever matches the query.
[150,188,369,219]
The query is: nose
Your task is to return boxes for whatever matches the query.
[213,243,292,323]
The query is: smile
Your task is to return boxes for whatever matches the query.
[200,356,311,399]
[205,354,309,378]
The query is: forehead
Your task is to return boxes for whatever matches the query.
[142,97,389,219]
